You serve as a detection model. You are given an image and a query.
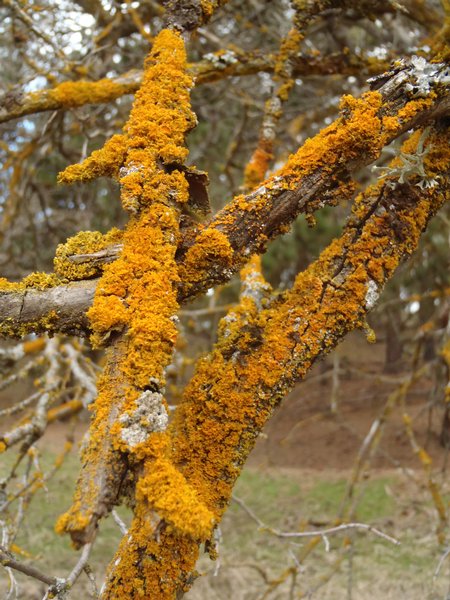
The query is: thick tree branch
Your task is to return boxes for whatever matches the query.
[101,126,450,598]
[0,280,95,338]
[0,57,448,339]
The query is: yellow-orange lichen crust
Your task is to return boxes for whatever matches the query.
[57,30,205,544]
[177,228,234,285]
[273,91,386,188]
[103,129,449,598]
[181,91,433,300]
[58,135,128,184]
[170,127,450,520]
[104,523,200,599]
[0,272,60,292]
[86,28,195,403]
[244,91,386,210]
[54,228,123,280]
[49,77,137,108]
[200,0,229,20]
[116,126,450,598]
[243,141,274,191]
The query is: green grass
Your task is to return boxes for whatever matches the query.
[0,450,447,599]
[305,476,395,521]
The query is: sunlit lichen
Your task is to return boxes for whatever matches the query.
[49,78,137,108]
[54,228,123,280]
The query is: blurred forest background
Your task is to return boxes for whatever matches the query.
[0,0,449,598]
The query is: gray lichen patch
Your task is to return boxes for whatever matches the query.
[240,269,272,311]
[365,279,379,310]
[405,56,450,98]
[119,390,168,448]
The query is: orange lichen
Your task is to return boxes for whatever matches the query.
[55,510,91,536]
[200,0,229,21]
[0,272,60,292]
[54,228,123,280]
[58,135,128,184]
[104,523,199,598]
[58,30,195,208]
[136,458,215,539]
[274,27,303,100]
[54,26,450,598]
[58,29,204,555]
[178,228,234,285]
[212,91,389,242]
[243,144,273,190]
[272,92,385,187]
[164,126,450,527]
[23,337,46,354]
[396,96,434,124]
[49,78,136,108]
[0,309,60,340]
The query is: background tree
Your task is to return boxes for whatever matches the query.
[0,1,449,598]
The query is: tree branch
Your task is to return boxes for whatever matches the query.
[0,545,56,587]
[0,51,386,125]
[101,125,450,598]
[0,57,448,339]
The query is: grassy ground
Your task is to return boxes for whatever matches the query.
[1,448,449,599]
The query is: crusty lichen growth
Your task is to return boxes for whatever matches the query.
[58,29,196,210]
[184,90,410,297]
[54,228,123,280]
[137,458,214,538]
[49,77,137,108]
[0,272,60,292]
[178,228,234,285]
[171,125,450,519]
[58,29,215,553]
[274,91,386,186]
[103,126,450,598]
[58,135,128,184]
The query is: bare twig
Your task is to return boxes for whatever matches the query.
[232,495,400,546]
[0,545,56,586]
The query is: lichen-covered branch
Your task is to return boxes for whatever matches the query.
[291,0,442,30]
[0,50,386,124]
[56,28,214,551]
[0,56,448,339]
[243,26,303,190]
[177,56,450,295]
[0,280,96,338]
[100,125,449,598]
[164,0,229,32]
